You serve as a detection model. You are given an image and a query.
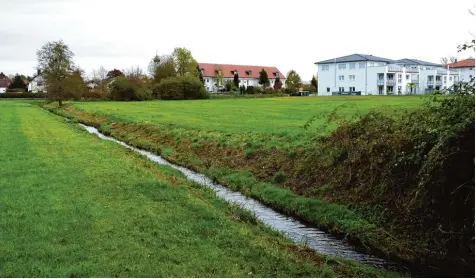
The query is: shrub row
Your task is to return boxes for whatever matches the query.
[109,75,209,101]
[0,92,46,99]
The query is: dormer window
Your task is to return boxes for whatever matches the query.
[246,70,252,76]
[273,72,278,77]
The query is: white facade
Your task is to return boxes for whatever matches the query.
[203,77,285,92]
[455,66,474,82]
[0,87,6,93]
[28,74,45,93]
[316,56,460,95]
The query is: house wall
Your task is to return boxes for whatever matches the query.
[456,67,475,82]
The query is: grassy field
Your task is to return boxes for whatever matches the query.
[71,96,426,136]
[0,101,397,277]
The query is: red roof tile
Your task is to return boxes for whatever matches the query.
[447,58,475,68]
[198,63,285,79]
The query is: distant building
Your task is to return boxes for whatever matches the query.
[315,54,459,95]
[198,63,286,92]
[0,72,11,93]
[28,71,46,93]
[447,58,475,83]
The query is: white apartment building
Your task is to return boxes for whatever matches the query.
[315,54,460,96]
[198,63,286,92]
[447,58,475,83]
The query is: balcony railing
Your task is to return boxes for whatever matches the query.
[406,68,418,73]
[435,80,442,85]
[377,79,384,85]
[427,80,434,85]
[386,79,396,86]
[437,70,447,75]
[388,67,402,72]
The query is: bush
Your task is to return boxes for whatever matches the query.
[246,86,255,94]
[153,75,209,100]
[300,92,475,268]
[0,92,46,98]
[109,76,152,101]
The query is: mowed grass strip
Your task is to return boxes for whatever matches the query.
[0,101,397,277]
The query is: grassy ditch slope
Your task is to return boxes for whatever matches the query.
[46,95,474,276]
[0,101,397,277]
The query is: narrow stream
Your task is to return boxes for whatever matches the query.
[79,123,408,274]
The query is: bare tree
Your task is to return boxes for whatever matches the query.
[90,66,108,82]
[440,56,458,65]
[123,66,144,78]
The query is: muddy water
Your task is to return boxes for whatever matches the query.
[79,123,407,274]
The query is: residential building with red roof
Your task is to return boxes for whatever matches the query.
[198,63,286,92]
[0,72,11,93]
[447,58,475,83]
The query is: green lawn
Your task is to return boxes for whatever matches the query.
[0,101,396,277]
[71,96,426,136]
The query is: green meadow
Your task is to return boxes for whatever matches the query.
[71,95,426,136]
[0,101,398,277]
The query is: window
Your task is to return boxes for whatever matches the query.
[470,75,473,79]
[339,87,345,92]
[349,63,356,69]
[444,76,447,83]
[349,75,355,81]
[406,74,409,80]
[206,79,209,83]
[398,74,402,83]
[359,62,365,68]
[449,76,453,81]
[338,64,346,70]
[398,86,402,94]
[338,75,344,81]
[349,87,355,92]
[321,65,329,71]
[326,87,330,92]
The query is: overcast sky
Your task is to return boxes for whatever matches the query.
[1,0,475,80]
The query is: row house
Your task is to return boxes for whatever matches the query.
[198,63,286,92]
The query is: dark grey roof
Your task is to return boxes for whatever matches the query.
[395,58,441,67]
[315,54,394,64]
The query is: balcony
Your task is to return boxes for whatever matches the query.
[427,80,434,85]
[377,79,384,85]
[388,67,402,72]
[437,70,447,75]
[386,79,396,86]
[406,68,418,73]
[435,80,442,86]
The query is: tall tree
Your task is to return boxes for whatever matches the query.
[106,69,124,80]
[197,65,204,84]
[36,40,74,106]
[233,71,239,88]
[311,75,318,90]
[286,70,302,92]
[172,47,198,77]
[154,55,177,83]
[7,75,27,91]
[258,68,270,88]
